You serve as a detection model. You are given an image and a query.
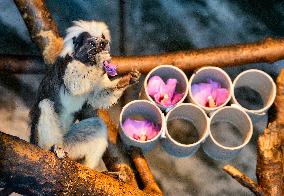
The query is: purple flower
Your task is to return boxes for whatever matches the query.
[191,79,229,107]
[147,76,184,107]
[103,61,117,77]
[122,118,161,141]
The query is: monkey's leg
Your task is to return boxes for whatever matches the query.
[63,117,108,169]
[37,99,64,150]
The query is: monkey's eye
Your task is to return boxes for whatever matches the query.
[100,42,106,48]
[89,41,96,47]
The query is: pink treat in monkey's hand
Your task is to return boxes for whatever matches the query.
[147,76,184,107]
[103,61,117,77]
[122,118,161,141]
[191,79,229,107]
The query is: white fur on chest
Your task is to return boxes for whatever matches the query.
[59,86,87,133]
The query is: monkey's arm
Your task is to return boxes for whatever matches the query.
[88,71,140,109]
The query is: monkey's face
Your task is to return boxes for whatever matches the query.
[72,32,110,65]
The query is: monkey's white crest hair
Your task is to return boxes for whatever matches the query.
[60,20,111,57]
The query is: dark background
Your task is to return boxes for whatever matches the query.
[0,0,284,195]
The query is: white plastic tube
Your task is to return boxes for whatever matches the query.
[119,100,166,152]
[161,103,209,157]
[141,65,189,113]
[188,66,232,113]
[202,106,253,161]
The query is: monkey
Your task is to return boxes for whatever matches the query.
[29,20,140,169]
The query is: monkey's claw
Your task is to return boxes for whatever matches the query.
[102,171,129,182]
[129,69,141,85]
[51,145,67,159]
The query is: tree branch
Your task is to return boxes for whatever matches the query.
[255,69,284,195]
[113,37,284,74]
[1,37,284,74]
[0,131,147,195]
[13,0,63,64]
[223,165,264,196]
[98,109,139,188]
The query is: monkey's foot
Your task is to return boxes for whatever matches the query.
[101,171,129,183]
[50,145,67,159]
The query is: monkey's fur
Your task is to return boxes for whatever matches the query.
[30,20,140,169]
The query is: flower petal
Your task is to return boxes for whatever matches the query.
[103,61,118,77]
[147,76,183,107]
[147,76,165,96]
[122,118,160,141]
[208,79,221,89]
[191,83,213,106]
[212,88,229,106]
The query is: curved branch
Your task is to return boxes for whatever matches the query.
[13,0,63,64]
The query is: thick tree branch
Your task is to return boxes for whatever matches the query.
[0,131,147,195]
[1,37,284,74]
[257,122,283,196]
[255,69,284,195]
[113,37,284,74]
[13,0,63,64]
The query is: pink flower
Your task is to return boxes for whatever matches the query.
[191,79,229,107]
[122,118,161,141]
[147,76,184,107]
[103,61,117,77]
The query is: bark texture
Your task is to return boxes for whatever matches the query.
[0,131,147,196]
[255,69,284,195]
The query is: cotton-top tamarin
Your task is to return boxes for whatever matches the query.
[30,20,140,168]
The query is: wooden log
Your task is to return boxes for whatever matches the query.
[0,131,147,195]
[1,37,284,74]
[13,0,63,64]
[113,37,284,74]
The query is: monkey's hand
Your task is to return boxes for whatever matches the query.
[95,51,111,66]
[117,70,141,89]
[129,69,141,85]
[51,144,67,159]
